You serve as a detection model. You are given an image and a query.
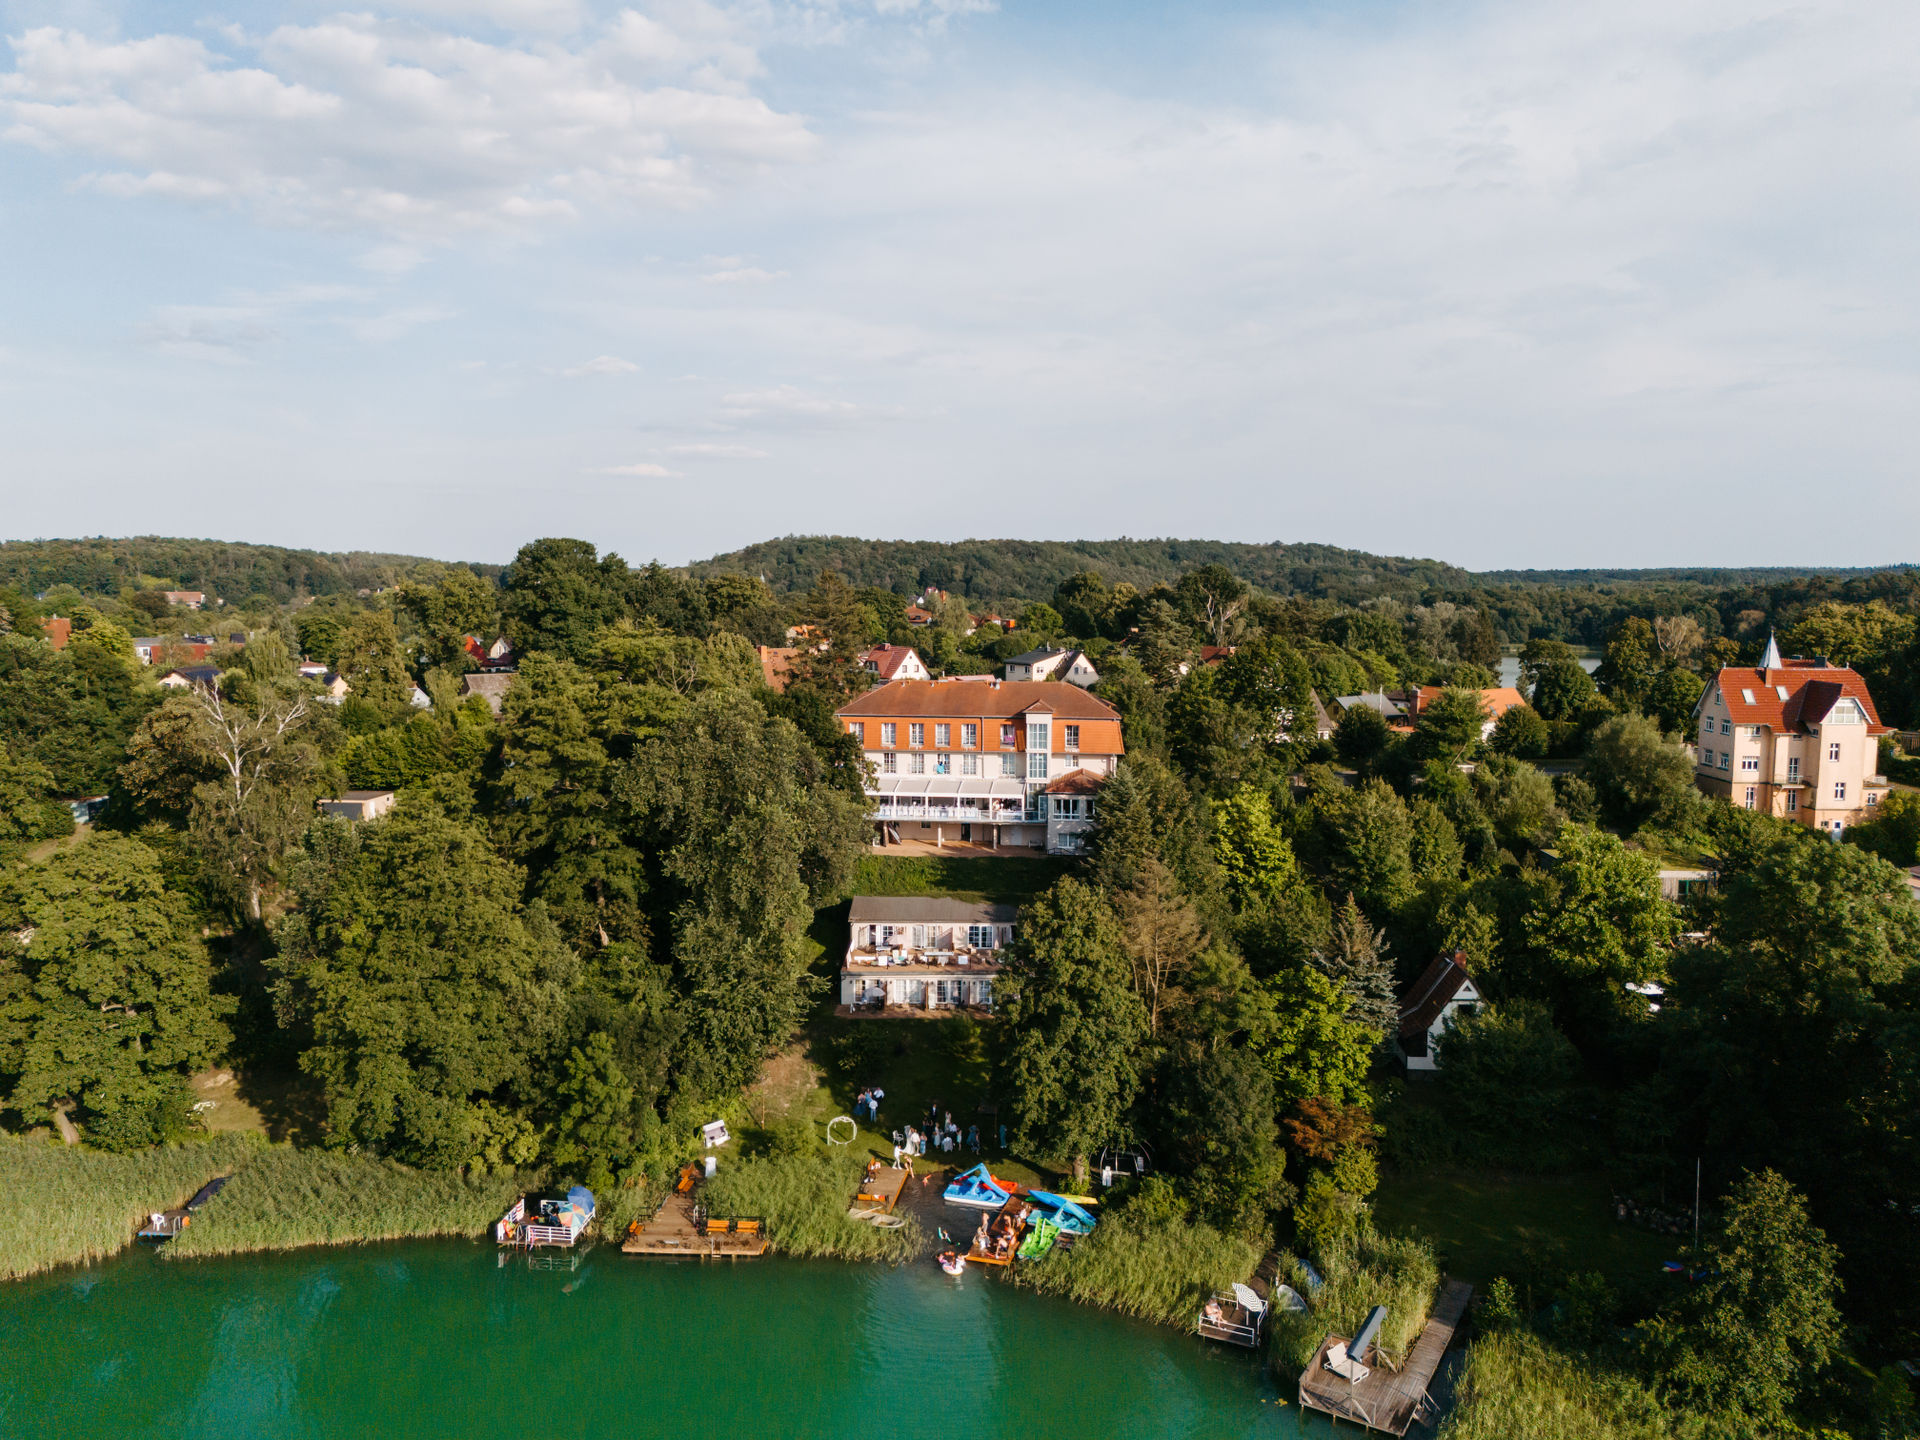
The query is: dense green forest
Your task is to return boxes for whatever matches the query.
[0,538,502,607]
[1,533,1918,1436]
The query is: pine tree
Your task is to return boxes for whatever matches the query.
[1313,895,1399,1039]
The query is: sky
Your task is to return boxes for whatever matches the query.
[1,0,1917,572]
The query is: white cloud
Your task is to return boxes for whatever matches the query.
[592,461,678,476]
[667,442,770,459]
[563,355,638,377]
[701,266,787,284]
[344,306,455,343]
[0,13,816,239]
[716,384,873,423]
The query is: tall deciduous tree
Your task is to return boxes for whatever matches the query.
[618,690,867,1095]
[995,878,1148,1178]
[501,538,632,661]
[274,808,578,1166]
[1325,779,1416,917]
[0,834,232,1145]
[180,679,326,922]
[1585,713,1696,828]
[1639,1169,1844,1429]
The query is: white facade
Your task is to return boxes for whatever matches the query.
[1004,648,1100,687]
[841,898,1014,1013]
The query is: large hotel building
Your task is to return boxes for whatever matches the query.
[835,679,1125,854]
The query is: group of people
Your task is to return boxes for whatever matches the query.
[854,1087,884,1122]
[972,1201,1032,1262]
[893,1109,979,1160]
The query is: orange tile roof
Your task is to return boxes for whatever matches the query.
[1414,685,1527,720]
[1709,662,1888,734]
[757,645,798,692]
[836,678,1122,722]
[860,644,923,680]
[1043,768,1108,795]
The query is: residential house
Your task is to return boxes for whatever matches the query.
[318,790,397,821]
[1199,645,1236,666]
[40,616,71,651]
[1395,952,1481,1072]
[409,685,433,709]
[859,644,930,682]
[1412,685,1528,740]
[65,796,109,825]
[1692,635,1891,835]
[163,591,206,609]
[459,671,515,715]
[840,897,1014,1013]
[132,637,163,665]
[1656,868,1714,901]
[756,645,798,693]
[1285,691,1337,743]
[904,606,934,627]
[462,635,515,670]
[316,672,350,702]
[297,661,329,680]
[1003,646,1100,687]
[1338,690,1417,732]
[835,679,1125,854]
[157,665,222,691]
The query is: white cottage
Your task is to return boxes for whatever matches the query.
[1395,951,1481,1072]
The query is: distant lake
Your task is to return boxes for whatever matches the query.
[0,1241,1314,1439]
[1498,654,1601,688]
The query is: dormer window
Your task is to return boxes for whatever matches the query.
[1775,686,1790,701]
[1741,688,1755,704]
[1829,699,1864,724]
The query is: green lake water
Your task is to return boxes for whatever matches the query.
[0,1241,1333,1439]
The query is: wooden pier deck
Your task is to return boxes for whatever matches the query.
[1297,1279,1472,1436]
[850,1160,912,1219]
[621,1188,768,1260]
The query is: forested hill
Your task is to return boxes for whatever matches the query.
[0,538,502,605]
[686,536,1476,604]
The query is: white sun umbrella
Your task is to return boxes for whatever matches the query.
[1231,1282,1267,1314]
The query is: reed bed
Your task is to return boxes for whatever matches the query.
[1009,1212,1262,1329]
[0,1132,256,1280]
[703,1151,921,1262]
[1439,1331,1677,1440]
[166,1146,535,1258]
[1269,1227,1441,1372]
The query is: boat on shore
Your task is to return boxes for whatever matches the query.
[942,1163,1016,1211]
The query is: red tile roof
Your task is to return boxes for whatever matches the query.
[836,679,1122,722]
[757,645,798,693]
[860,644,923,680]
[1043,768,1108,795]
[1413,685,1527,721]
[1709,662,1889,735]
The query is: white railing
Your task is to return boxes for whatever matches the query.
[870,804,1029,822]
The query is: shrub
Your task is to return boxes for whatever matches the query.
[1437,1000,1581,1165]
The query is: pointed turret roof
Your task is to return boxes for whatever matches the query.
[1759,631,1782,671]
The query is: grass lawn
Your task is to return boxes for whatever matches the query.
[846,854,1070,905]
[1372,1166,1673,1292]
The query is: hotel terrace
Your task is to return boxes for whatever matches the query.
[839,896,1015,1015]
[835,678,1124,854]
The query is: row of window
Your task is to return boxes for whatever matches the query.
[874,923,1005,949]
[1734,782,1854,808]
[861,721,1083,751]
[881,751,1023,777]
[1702,743,1841,770]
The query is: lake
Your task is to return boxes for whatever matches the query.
[0,1242,1325,1439]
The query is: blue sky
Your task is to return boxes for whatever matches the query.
[2,0,1916,570]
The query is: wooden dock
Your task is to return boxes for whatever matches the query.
[849,1160,912,1221]
[961,1193,1029,1267]
[621,1181,768,1260]
[1297,1279,1473,1436]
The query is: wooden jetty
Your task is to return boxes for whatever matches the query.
[622,1165,767,1259]
[849,1159,912,1222]
[962,1192,1029,1267]
[1297,1279,1473,1436]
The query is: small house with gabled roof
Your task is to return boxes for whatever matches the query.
[1396,952,1481,1072]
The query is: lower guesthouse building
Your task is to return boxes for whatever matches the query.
[839,897,1016,1015]
[834,678,1124,854]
